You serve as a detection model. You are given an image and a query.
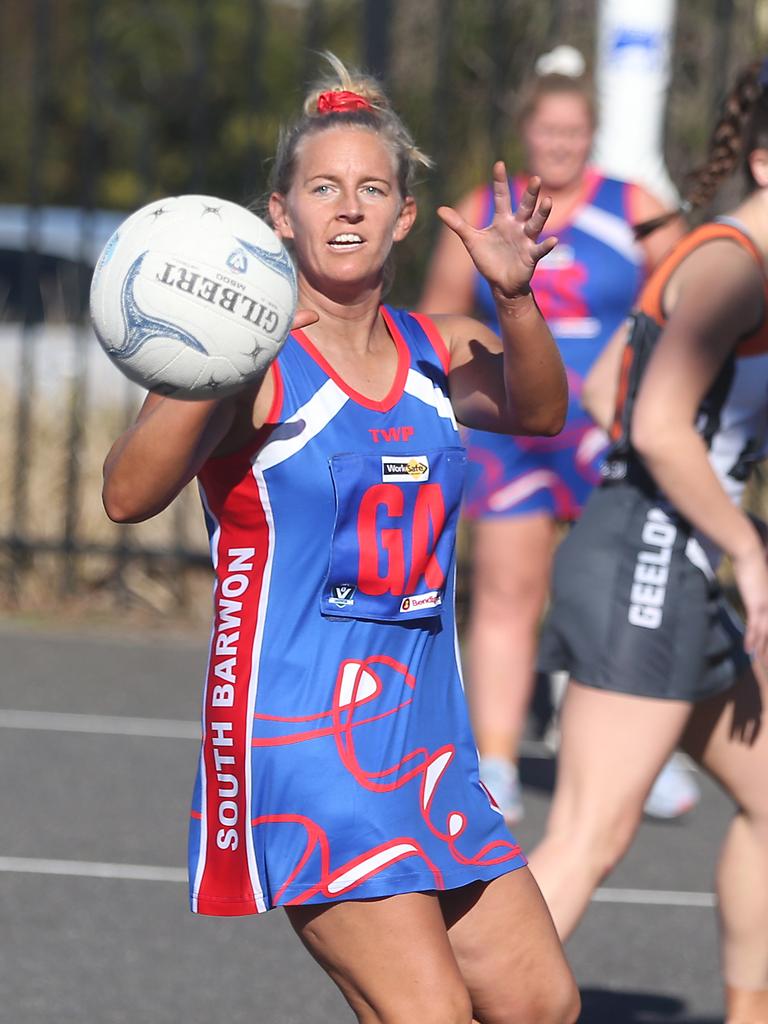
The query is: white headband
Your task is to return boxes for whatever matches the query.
[534,45,586,79]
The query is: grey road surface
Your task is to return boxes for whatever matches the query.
[0,622,732,1023]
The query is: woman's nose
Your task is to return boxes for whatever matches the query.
[337,190,363,221]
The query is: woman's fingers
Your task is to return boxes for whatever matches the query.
[443,167,553,250]
[746,604,768,663]
[494,171,553,244]
[734,548,768,662]
[531,235,558,262]
[525,193,553,238]
[747,622,768,664]
[514,175,542,221]
[438,165,556,292]
[516,178,554,243]
[292,308,319,330]
[436,205,473,243]
[491,160,513,217]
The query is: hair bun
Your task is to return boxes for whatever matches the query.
[534,45,586,78]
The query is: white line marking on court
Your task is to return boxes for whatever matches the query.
[0,715,712,908]
[593,887,715,907]
[0,713,675,776]
[0,714,581,759]
[0,854,717,906]
[0,708,199,739]
[0,856,186,883]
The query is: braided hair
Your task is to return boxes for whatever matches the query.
[635,60,768,239]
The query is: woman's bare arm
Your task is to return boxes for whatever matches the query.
[102,309,317,524]
[102,393,238,523]
[581,320,631,431]
[434,301,567,436]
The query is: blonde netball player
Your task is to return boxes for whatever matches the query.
[103,54,578,1024]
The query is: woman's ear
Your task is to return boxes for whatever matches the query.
[393,195,417,242]
[268,193,293,240]
[748,148,768,188]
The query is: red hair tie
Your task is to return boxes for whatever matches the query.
[316,90,373,114]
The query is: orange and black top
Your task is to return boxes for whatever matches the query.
[605,220,768,502]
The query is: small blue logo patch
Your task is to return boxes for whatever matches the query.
[608,28,664,71]
[226,248,249,274]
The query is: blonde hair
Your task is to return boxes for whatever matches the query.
[269,52,432,201]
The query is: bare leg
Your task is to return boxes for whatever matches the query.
[286,892,472,1024]
[442,869,580,1024]
[682,664,768,1022]
[528,680,692,939]
[286,871,580,1024]
[467,514,555,763]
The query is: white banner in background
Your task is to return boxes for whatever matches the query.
[593,0,679,206]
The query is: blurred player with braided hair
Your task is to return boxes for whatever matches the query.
[420,45,688,824]
[103,52,579,1024]
[529,58,768,1023]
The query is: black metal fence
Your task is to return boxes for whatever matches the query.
[0,0,759,615]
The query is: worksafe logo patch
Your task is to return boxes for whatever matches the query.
[381,455,429,482]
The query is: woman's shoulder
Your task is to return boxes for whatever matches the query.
[661,220,763,271]
[583,171,666,217]
[384,306,454,372]
[402,310,499,365]
[640,220,764,327]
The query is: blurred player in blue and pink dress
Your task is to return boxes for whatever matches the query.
[420,46,687,823]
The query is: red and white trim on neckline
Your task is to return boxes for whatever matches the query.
[291,306,411,412]
[408,312,450,374]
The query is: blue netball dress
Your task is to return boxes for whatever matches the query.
[188,306,525,915]
[464,169,645,520]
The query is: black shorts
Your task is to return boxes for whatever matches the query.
[538,482,749,702]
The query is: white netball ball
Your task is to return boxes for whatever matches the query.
[89,194,297,398]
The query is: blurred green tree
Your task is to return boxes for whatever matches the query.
[1,0,767,308]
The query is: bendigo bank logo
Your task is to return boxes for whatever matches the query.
[400,591,441,614]
[381,455,430,482]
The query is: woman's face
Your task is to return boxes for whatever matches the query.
[521,92,593,191]
[269,126,416,296]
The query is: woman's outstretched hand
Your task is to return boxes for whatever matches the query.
[732,543,768,665]
[436,161,557,301]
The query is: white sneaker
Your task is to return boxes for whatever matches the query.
[643,755,700,820]
[542,670,569,754]
[479,756,524,824]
